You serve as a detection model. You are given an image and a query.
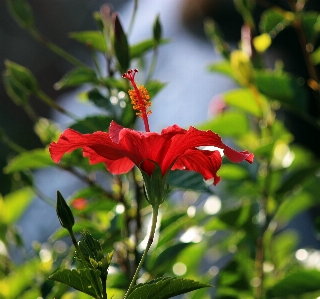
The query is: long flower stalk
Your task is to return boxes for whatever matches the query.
[124,203,159,298]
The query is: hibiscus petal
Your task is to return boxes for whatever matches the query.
[49,128,134,174]
[83,147,134,174]
[162,126,254,171]
[172,149,222,185]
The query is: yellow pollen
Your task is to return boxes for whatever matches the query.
[128,86,152,117]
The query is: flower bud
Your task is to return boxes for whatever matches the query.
[56,191,75,231]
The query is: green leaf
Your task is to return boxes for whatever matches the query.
[300,12,320,44]
[3,71,30,106]
[0,259,40,298]
[112,13,130,72]
[311,46,320,65]
[275,191,315,224]
[198,111,249,137]
[6,0,35,29]
[148,242,191,271]
[49,268,102,298]
[130,38,169,59]
[4,148,54,173]
[107,272,130,289]
[5,60,39,93]
[266,270,320,298]
[153,14,162,43]
[260,9,293,37]
[275,164,320,196]
[218,202,252,229]
[0,187,34,225]
[207,61,233,78]
[145,80,167,98]
[270,230,298,269]
[167,170,209,192]
[54,67,97,90]
[86,89,115,112]
[223,88,267,117]
[255,70,308,111]
[156,215,190,248]
[69,31,107,52]
[69,115,113,133]
[218,164,250,180]
[127,277,211,299]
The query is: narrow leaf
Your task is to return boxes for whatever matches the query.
[6,0,35,29]
[112,13,130,72]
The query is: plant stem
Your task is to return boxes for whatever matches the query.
[127,0,139,36]
[123,203,159,299]
[30,29,87,68]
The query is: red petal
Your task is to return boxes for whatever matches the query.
[172,149,222,185]
[161,126,254,171]
[49,128,134,174]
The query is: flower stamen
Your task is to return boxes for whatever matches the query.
[122,69,151,132]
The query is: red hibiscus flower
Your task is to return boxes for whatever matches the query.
[49,121,253,186]
[49,69,253,190]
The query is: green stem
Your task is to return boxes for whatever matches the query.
[68,229,102,299]
[36,91,78,120]
[146,44,159,84]
[127,0,139,36]
[30,29,87,68]
[124,204,159,299]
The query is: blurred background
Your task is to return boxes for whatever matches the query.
[1,0,320,254]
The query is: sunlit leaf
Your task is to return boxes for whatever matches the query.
[4,148,54,173]
[0,187,34,225]
[198,111,249,137]
[0,259,40,298]
[207,61,233,78]
[69,31,107,52]
[223,88,267,117]
[218,164,250,181]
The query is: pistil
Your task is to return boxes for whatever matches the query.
[122,69,151,132]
